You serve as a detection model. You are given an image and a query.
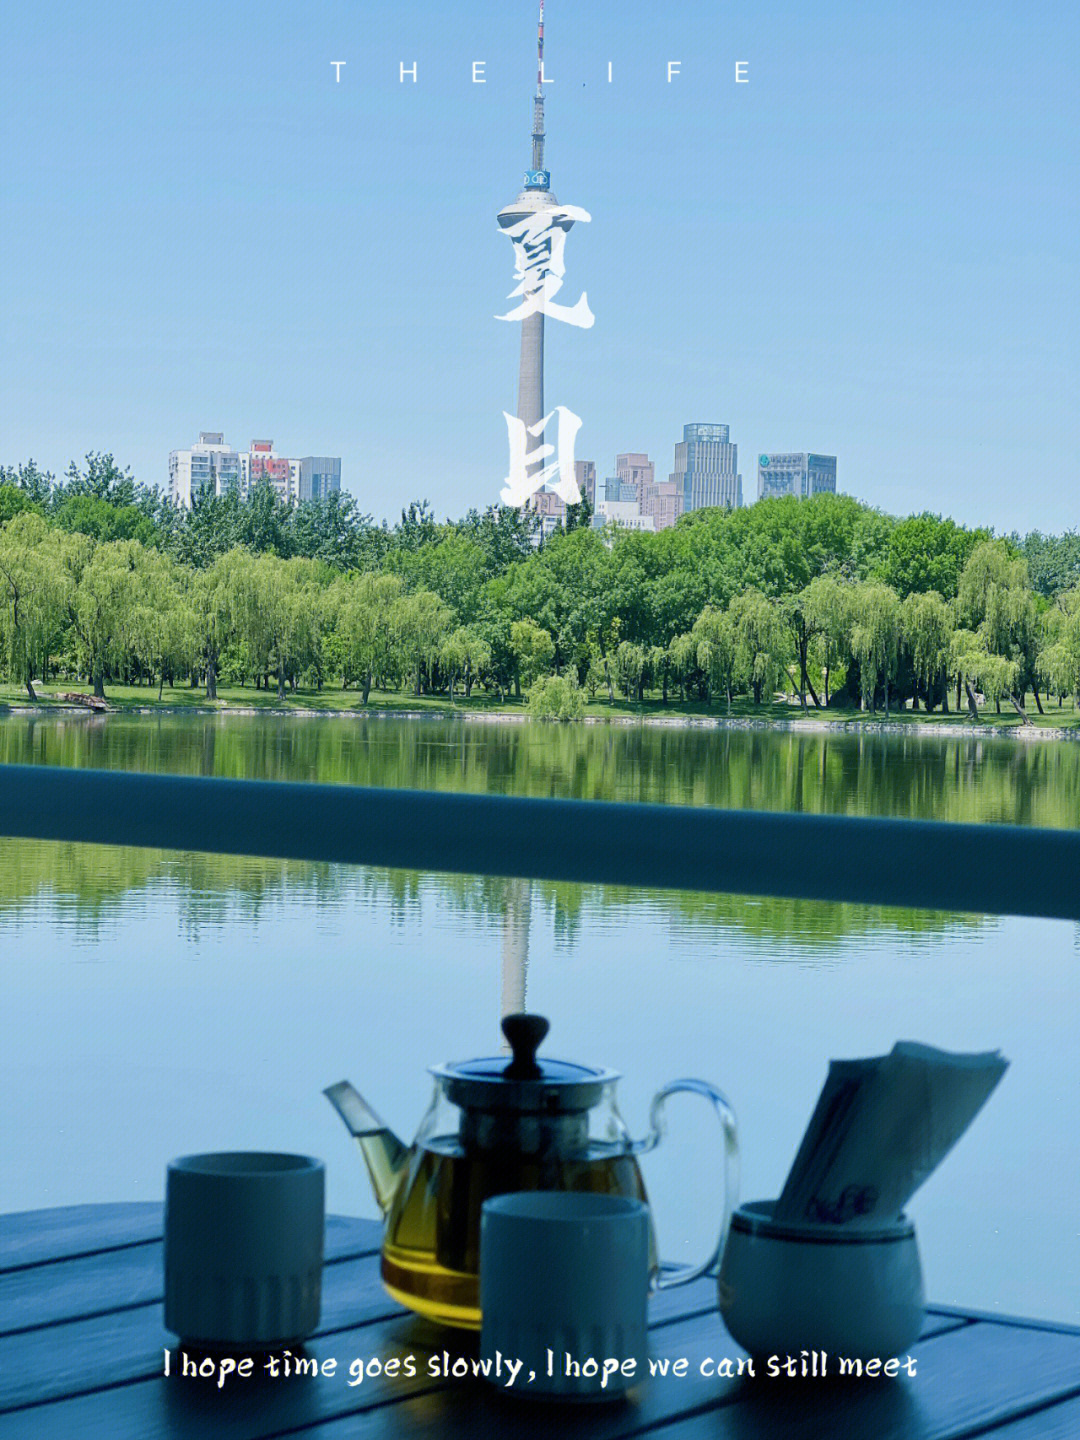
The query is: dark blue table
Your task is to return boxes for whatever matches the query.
[2,1204,1079,1438]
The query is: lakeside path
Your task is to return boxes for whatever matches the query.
[4,686,1080,741]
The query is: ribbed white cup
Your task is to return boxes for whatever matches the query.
[480,1193,649,1400]
[164,1152,324,1347]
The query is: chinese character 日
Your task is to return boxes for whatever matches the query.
[501,407,582,507]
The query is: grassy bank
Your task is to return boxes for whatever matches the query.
[3,681,1080,733]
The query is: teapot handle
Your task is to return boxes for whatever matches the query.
[642,1078,739,1291]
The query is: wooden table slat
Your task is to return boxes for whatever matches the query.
[965,1394,1080,1439]
[923,1303,1080,1338]
[0,1203,165,1270]
[0,1218,380,1336]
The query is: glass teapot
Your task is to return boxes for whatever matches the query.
[325,1013,739,1329]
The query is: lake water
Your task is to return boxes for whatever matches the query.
[1,712,1077,1324]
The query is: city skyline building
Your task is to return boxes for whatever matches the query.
[757,452,837,501]
[670,423,742,512]
[168,432,340,508]
[612,451,682,529]
[239,440,295,504]
[592,499,656,533]
[614,453,654,505]
[531,487,566,540]
[575,459,596,508]
[298,456,342,503]
[168,432,240,508]
[527,460,596,541]
[641,477,683,530]
[602,451,682,530]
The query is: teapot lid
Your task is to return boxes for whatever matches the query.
[432,1015,617,1113]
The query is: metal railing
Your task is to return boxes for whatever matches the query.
[1,763,1078,920]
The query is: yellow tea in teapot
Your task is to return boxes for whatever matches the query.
[381,1135,652,1329]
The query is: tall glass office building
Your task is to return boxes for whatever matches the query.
[757,453,837,500]
[298,457,342,502]
[669,424,742,511]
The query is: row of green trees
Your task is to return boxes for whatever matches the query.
[614,552,1080,721]
[0,512,549,704]
[2,461,1080,718]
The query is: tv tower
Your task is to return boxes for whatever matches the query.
[497,1,576,460]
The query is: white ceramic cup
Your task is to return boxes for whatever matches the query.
[480,1192,650,1399]
[164,1152,324,1348]
[718,1199,925,1361]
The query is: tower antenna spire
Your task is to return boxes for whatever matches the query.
[532,0,545,173]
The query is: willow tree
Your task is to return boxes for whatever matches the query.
[614,641,647,701]
[957,542,1041,715]
[901,590,952,711]
[223,550,272,692]
[1038,587,1080,709]
[442,626,491,702]
[336,571,404,702]
[191,550,245,700]
[1037,639,1080,711]
[508,618,555,698]
[130,549,194,698]
[667,631,698,704]
[72,539,145,698]
[278,558,329,693]
[801,573,850,706]
[783,588,823,711]
[691,607,735,711]
[950,629,983,719]
[953,630,1021,721]
[849,582,901,715]
[0,512,73,699]
[727,589,788,705]
[395,589,453,696]
[649,644,671,703]
[224,551,321,698]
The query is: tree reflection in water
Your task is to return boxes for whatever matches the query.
[3,709,1069,947]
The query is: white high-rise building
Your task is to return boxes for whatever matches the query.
[168,433,241,508]
[238,441,295,503]
[170,435,342,508]
[592,500,656,532]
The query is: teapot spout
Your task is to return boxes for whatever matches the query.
[324,1081,409,1215]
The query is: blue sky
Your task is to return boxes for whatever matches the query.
[2,1,1077,532]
